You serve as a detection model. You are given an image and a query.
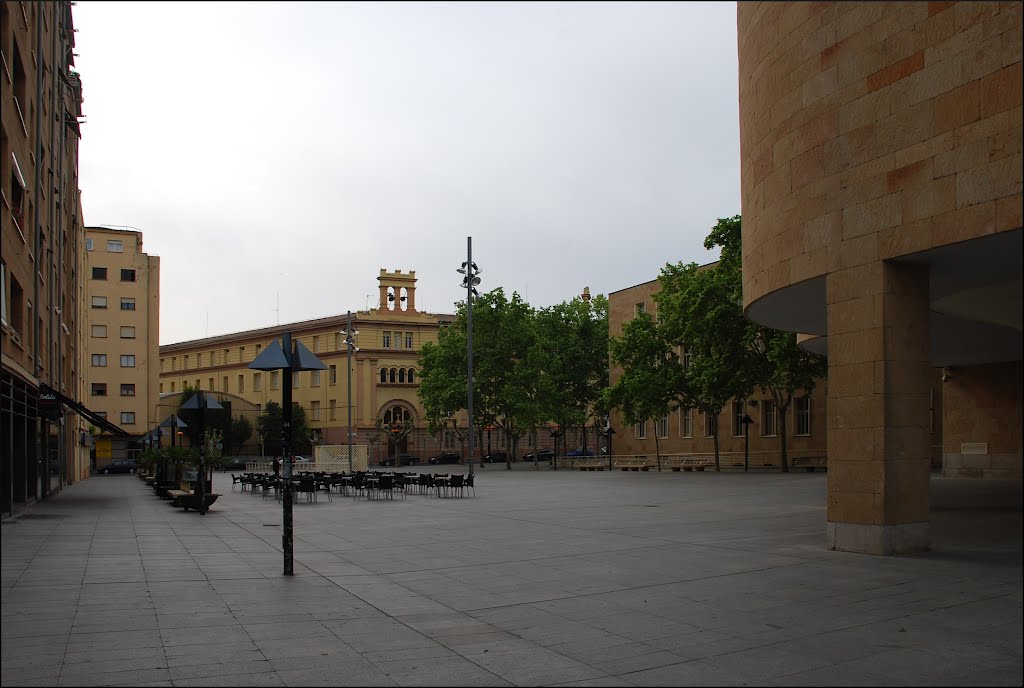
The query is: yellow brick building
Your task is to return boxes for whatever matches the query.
[158,269,457,463]
[82,227,161,467]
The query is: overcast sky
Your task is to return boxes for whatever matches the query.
[72,1,740,345]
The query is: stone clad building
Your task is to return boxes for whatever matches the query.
[158,270,457,463]
[737,1,1022,554]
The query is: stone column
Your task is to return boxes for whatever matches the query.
[826,260,932,555]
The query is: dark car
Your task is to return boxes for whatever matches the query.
[483,451,510,463]
[428,451,461,465]
[99,458,138,474]
[381,454,419,467]
[567,448,595,457]
[521,449,554,462]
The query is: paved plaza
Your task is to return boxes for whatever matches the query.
[2,467,1021,687]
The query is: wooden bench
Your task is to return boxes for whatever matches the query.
[668,458,712,472]
[790,456,827,472]
[617,459,651,471]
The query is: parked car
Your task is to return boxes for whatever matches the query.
[483,451,509,463]
[381,454,419,467]
[567,449,595,457]
[428,451,461,465]
[99,458,138,474]
[521,449,555,462]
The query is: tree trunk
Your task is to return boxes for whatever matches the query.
[778,396,790,473]
[654,429,661,471]
[713,426,721,472]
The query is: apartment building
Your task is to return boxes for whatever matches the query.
[158,269,458,463]
[82,226,160,467]
[738,2,1021,553]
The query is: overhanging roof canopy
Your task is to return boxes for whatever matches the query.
[249,336,327,372]
[39,384,128,437]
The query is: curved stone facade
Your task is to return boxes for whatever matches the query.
[738,2,1022,554]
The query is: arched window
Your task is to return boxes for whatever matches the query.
[398,368,406,383]
[389,368,396,383]
[380,368,387,383]
[408,369,415,384]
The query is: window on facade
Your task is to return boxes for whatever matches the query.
[384,332,394,348]
[681,347,691,370]
[224,348,229,363]
[120,297,135,311]
[91,324,107,338]
[380,368,387,383]
[170,382,175,393]
[398,368,406,384]
[408,369,415,384]
[311,370,321,387]
[91,354,107,367]
[85,238,94,251]
[634,302,646,317]
[106,240,123,252]
[120,412,136,425]
[253,372,262,391]
[208,377,213,390]
[159,383,163,393]
[91,294,109,310]
[656,415,669,438]
[443,431,455,449]
[91,383,107,396]
[120,384,135,396]
[120,326,136,339]
[635,420,647,439]
[389,368,396,383]
[91,266,107,280]
[733,401,747,436]
[335,332,343,350]
[329,399,336,420]
[120,269,136,282]
[762,400,777,436]
[238,374,244,393]
[405,332,413,349]
[271,371,279,390]
[222,376,228,392]
[120,355,136,367]
[311,400,321,421]
[681,408,693,437]
[312,335,320,353]
[184,355,190,369]
[292,372,299,388]
[704,412,717,437]
[329,365,337,385]
[795,397,811,435]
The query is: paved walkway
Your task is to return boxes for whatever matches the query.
[2,469,1021,687]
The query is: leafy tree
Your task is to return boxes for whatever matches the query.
[703,215,828,472]
[656,217,759,471]
[605,312,676,470]
[230,415,253,451]
[255,401,310,456]
[534,294,609,455]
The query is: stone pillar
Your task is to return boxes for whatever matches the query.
[826,260,932,555]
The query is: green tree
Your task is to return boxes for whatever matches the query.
[230,415,253,451]
[656,216,759,471]
[255,401,310,456]
[605,312,676,470]
[703,215,828,472]
[534,294,609,455]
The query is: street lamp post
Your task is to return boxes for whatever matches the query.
[340,311,359,474]
[549,426,562,471]
[741,414,754,472]
[595,416,615,471]
[250,332,326,576]
[181,391,223,515]
[457,238,481,477]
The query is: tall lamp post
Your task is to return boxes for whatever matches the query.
[181,391,223,515]
[595,416,615,471]
[339,311,359,474]
[549,426,562,471]
[457,238,481,477]
[250,332,326,576]
[741,414,754,472]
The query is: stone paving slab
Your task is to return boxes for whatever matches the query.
[2,469,1021,686]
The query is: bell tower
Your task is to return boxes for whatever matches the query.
[377,269,417,313]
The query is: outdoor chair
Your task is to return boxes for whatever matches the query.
[230,474,243,491]
[448,474,466,497]
[316,476,334,502]
[464,473,475,497]
[297,477,317,503]
[374,474,395,500]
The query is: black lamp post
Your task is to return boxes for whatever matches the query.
[741,414,754,472]
[339,312,359,474]
[549,426,563,471]
[595,417,615,471]
[250,332,327,576]
[180,390,223,515]
[457,238,481,477]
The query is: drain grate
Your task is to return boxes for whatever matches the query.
[262,524,278,527]
[16,514,66,520]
